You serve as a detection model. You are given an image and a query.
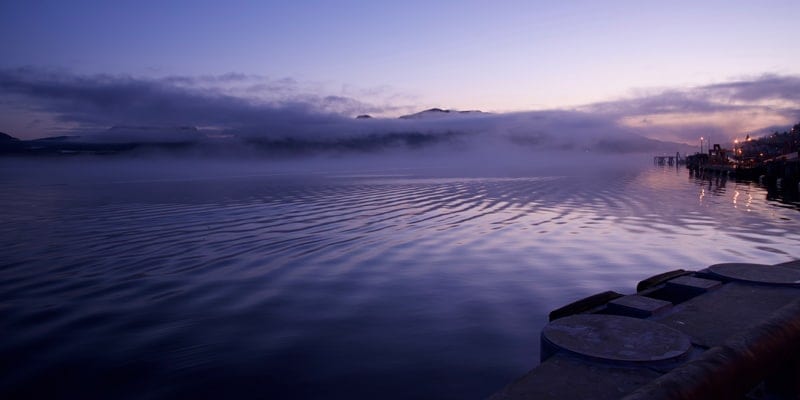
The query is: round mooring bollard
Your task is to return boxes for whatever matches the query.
[707,263,800,286]
[541,314,691,364]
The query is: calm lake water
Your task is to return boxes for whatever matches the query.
[1,158,799,399]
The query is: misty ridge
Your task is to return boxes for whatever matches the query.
[0,111,692,158]
[2,68,799,161]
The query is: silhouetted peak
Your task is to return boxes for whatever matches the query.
[355,114,373,119]
[30,135,74,142]
[108,125,198,132]
[399,108,485,119]
[0,132,20,141]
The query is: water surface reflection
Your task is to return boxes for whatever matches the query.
[0,162,797,399]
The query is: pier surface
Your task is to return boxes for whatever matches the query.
[490,260,800,400]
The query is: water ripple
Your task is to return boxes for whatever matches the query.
[0,165,798,399]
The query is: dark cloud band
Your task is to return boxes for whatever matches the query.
[1,68,798,147]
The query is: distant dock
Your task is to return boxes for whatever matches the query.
[490,260,800,400]
[653,153,685,166]
[684,149,800,192]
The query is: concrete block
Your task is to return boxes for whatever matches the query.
[607,295,673,318]
[666,276,722,293]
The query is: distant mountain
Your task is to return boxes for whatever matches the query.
[0,126,468,156]
[98,126,202,143]
[593,135,696,154]
[0,122,694,157]
[399,108,486,119]
[0,132,20,141]
[29,136,74,142]
[509,131,695,154]
[243,131,465,155]
[355,114,372,119]
[0,126,202,155]
[108,125,198,131]
[0,131,26,153]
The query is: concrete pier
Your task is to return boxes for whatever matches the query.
[489,260,800,400]
[686,151,800,193]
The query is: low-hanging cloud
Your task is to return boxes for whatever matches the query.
[584,75,800,143]
[1,67,799,153]
[702,75,800,103]
[0,67,349,132]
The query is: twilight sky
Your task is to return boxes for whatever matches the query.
[1,0,799,143]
